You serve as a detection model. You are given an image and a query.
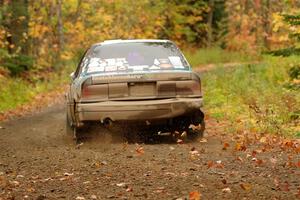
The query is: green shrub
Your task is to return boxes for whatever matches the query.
[3,54,34,76]
[288,65,300,80]
[203,56,300,137]
[184,47,255,67]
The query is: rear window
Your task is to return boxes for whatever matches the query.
[81,42,190,75]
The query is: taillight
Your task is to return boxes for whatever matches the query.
[81,78,92,98]
[82,86,90,98]
[176,80,201,96]
[80,78,108,100]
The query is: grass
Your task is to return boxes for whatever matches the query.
[0,61,74,113]
[202,55,300,137]
[184,47,256,67]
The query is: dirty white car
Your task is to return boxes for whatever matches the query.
[66,39,205,139]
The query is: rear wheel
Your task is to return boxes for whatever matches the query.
[66,112,76,140]
[187,118,205,140]
[187,110,205,140]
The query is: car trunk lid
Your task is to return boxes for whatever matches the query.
[80,71,201,102]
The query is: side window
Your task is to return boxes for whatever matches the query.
[74,48,90,78]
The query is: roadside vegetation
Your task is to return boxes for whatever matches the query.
[0,67,72,112]
[202,55,300,137]
[184,48,256,67]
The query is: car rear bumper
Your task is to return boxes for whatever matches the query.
[76,98,203,122]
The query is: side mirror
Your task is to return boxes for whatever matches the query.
[70,72,75,80]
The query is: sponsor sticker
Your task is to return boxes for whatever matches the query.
[105,66,117,72]
[168,56,184,68]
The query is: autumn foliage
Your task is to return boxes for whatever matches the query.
[0,0,299,76]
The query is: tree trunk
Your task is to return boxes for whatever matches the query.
[207,0,214,47]
[74,0,82,22]
[57,0,64,52]
[8,0,29,55]
[263,0,271,49]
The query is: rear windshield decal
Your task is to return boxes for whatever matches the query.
[82,42,190,75]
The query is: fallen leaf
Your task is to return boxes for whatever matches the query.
[255,159,263,165]
[274,177,280,189]
[285,161,295,168]
[16,175,24,178]
[75,142,84,149]
[59,177,67,181]
[76,197,85,200]
[122,142,128,150]
[169,146,175,151]
[155,186,165,193]
[181,131,187,138]
[259,137,267,143]
[297,187,300,198]
[101,161,108,165]
[281,181,290,192]
[126,187,133,192]
[189,150,200,160]
[235,142,246,151]
[222,142,230,150]
[36,195,46,200]
[116,183,126,187]
[297,160,300,168]
[135,146,144,155]
[199,138,207,143]
[236,118,242,123]
[240,183,252,191]
[270,157,277,165]
[222,187,231,193]
[27,187,35,192]
[236,156,243,162]
[90,195,97,200]
[64,172,73,176]
[189,191,201,200]
[207,161,214,169]
[251,157,257,161]
[251,150,257,157]
[0,176,8,188]
[9,180,20,187]
[190,150,199,156]
[215,160,224,169]
[177,139,184,144]
[221,179,227,184]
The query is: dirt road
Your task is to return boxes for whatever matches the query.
[0,95,300,200]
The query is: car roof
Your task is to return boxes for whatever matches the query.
[92,39,172,46]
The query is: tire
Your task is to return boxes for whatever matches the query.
[187,119,205,140]
[187,110,205,140]
[66,111,76,140]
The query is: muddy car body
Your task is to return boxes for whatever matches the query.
[66,39,204,139]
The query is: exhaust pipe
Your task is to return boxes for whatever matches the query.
[103,118,113,128]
